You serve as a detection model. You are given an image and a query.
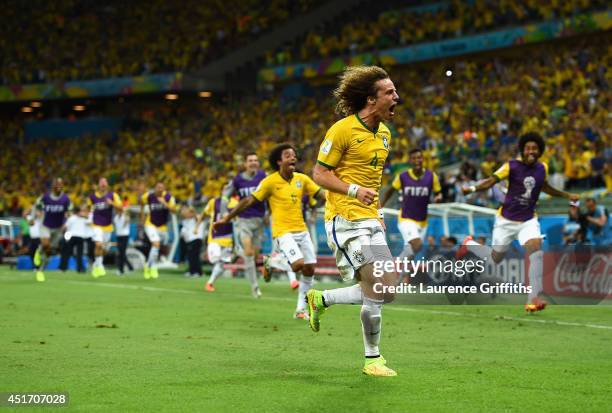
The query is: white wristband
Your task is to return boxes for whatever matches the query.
[378,209,384,219]
[469,185,476,194]
[347,184,360,198]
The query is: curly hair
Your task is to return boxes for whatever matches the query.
[333,66,389,116]
[518,132,545,155]
[268,144,295,171]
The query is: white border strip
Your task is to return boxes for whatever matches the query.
[57,279,612,331]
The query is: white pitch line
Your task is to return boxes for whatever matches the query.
[63,280,198,295]
[385,306,612,330]
[3,276,612,331]
[60,279,612,331]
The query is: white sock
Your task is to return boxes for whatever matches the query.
[268,254,291,272]
[323,284,363,306]
[361,297,383,357]
[208,262,224,285]
[243,256,258,289]
[527,250,544,302]
[148,247,159,268]
[94,256,103,268]
[296,276,313,311]
[466,240,492,261]
[287,270,297,283]
[399,243,414,261]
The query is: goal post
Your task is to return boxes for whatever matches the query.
[381,202,498,241]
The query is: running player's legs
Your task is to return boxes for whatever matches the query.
[36,226,51,255]
[92,227,111,277]
[311,217,397,373]
[290,231,317,315]
[518,218,545,306]
[294,231,316,273]
[144,225,161,268]
[236,218,263,256]
[236,218,262,294]
[463,215,518,263]
[34,226,58,279]
[206,242,225,287]
[239,230,254,256]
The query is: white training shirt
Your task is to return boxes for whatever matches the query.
[29,219,41,239]
[113,212,131,237]
[181,218,204,243]
[65,215,91,239]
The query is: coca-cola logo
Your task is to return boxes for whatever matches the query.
[553,253,612,297]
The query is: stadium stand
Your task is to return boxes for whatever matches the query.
[267,0,610,65]
[0,0,324,85]
[2,34,609,218]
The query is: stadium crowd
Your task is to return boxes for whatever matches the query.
[0,0,322,85]
[1,38,610,218]
[268,0,609,65]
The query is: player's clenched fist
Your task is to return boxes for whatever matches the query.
[356,187,377,205]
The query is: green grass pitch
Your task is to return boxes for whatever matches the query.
[1,267,611,412]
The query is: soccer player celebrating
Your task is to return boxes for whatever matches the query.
[32,177,72,282]
[310,65,400,377]
[88,177,123,278]
[213,144,326,315]
[140,181,177,279]
[221,153,267,295]
[457,132,580,312]
[380,148,442,262]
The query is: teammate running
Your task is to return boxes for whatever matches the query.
[32,177,72,282]
[213,144,326,317]
[380,148,442,261]
[457,132,580,312]
[140,181,177,279]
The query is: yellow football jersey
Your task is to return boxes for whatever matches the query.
[317,114,391,221]
[251,171,320,238]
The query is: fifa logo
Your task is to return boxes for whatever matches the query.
[94,201,109,210]
[238,187,255,197]
[44,204,65,212]
[521,176,536,199]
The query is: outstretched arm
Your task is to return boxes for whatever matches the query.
[219,181,236,214]
[461,177,498,195]
[542,180,579,201]
[211,196,257,232]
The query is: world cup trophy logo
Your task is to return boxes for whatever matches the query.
[522,176,536,199]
